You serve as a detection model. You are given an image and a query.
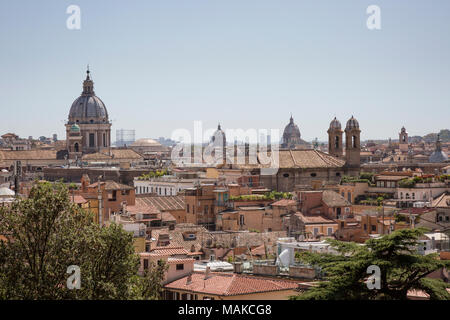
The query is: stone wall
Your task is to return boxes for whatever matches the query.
[252,264,278,276]
[288,266,316,279]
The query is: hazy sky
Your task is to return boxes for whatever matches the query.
[1,1,449,143]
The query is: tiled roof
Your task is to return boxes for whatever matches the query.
[162,211,176,222]
[432,192,450,208]
[136,195,185,211]
[151,224,213,253]
[127,198,161,215]
[271,199,296,207]
[146,246,189,256]
[111,149,143,160]
[295,212,337,224]
[72,195,87,204]
[167,257,195,264]
[88,180,134,191]
[0,150,57,161]
[322,190,351,207]
[82,149,143,161]
[237,149,345,169]
[164,272,299,296]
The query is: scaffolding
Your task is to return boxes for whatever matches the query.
[115,129,135,147]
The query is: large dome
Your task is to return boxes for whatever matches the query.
[131,138,162,147]
[69,95,108,122]
[283,116,301,140]
[68,69,109,124]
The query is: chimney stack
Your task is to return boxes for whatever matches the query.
[204,266,211,280]
[186,273,193,285]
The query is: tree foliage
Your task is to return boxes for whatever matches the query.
[291,229,450,300]
[0,182,165,300]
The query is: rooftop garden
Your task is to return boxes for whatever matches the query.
[137,169,169,180]
[341,172,375,185]
[229,191,293,202]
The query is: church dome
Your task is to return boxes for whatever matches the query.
[68,68,109,124]
[346,116,359,130]
[211,123,226,145]
[329,117,341,130]
[131,138,162,147]
[283,116,301,139]
[429,135,448,163]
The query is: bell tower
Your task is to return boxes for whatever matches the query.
[327,117,343,158]
[344,116,361,168]
[399,126,408,153]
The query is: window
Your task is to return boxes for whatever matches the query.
[371,225,376,232]
[186,204,189,213]
[336,172,341,177]
[283,173,289,178]
[103,133,106,147]
[239,215,245,226]
[176,264,184,270]
[335,136,339,148]
[89,133,95,147]
[310,173,317,177]
[327,227,333,236]
[143,259,149,270]
[74,143,79,152]
[313,228,319,236]
[364,224,367,231]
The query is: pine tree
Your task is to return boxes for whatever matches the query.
[291,229,450,300]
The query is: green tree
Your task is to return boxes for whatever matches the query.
[290,229,450,300]
[0,181,165,300]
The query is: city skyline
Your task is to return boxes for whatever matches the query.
[1,1,449,142]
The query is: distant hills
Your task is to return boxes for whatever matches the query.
[422,129,450,143]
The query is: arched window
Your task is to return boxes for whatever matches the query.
[400,192,403,199]
[335,136,339,149]
[406,193,410,199]
[74,143,79,153]
[352,136,357,148]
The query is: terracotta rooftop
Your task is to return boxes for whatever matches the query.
[82,149,143,161]
[271,199,297,207]
[127,198,161,215]
[322,190,351,207]
[0,150,57,161]
[295,212,337,224]
[136,195,185,211]
[238,149,345,169]
[88,180,134,191]
[432,192,450,208]
[164,271,299,296]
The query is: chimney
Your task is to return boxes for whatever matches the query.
[186,273,192,285]
[233,262,242,274]
[204,266,211,280]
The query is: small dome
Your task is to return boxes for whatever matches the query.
[131,138,162,147]
[346,116,359,130]
[329,117,341,130]
[70,124,80,132]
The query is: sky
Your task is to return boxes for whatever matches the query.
[0,0,449,143]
